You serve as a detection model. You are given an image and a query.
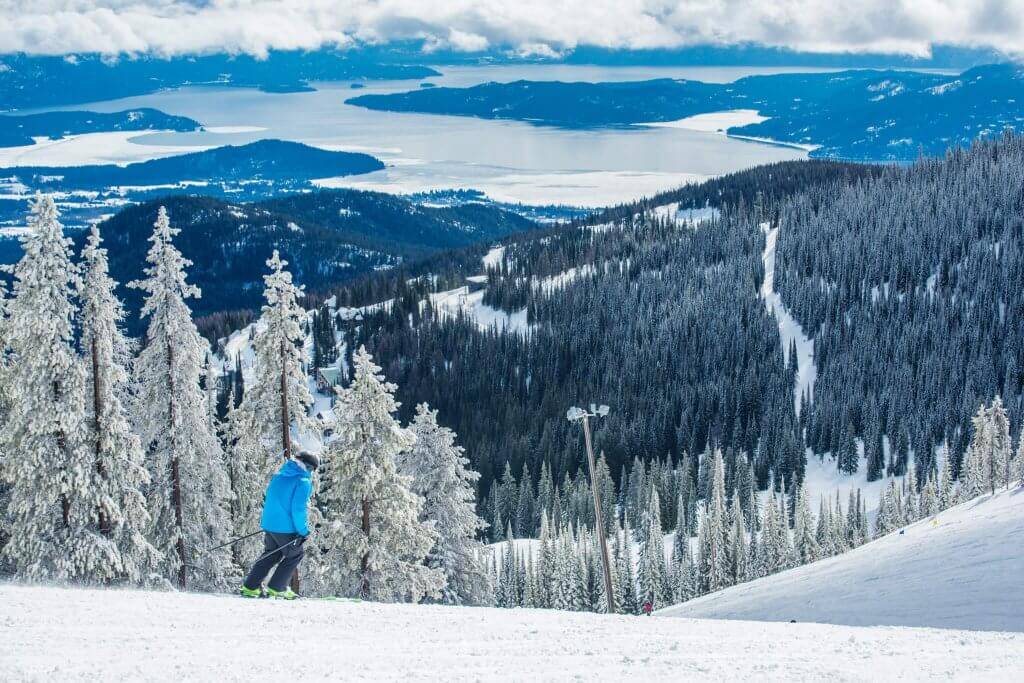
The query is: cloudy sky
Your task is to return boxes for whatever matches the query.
[0,1,1021,58]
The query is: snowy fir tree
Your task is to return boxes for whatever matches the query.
[728,496,749,584]
[79,226,162,584]
[793,482,819,564]
[636,487,668,607]
[400,403,492,606]
[669,496,694,602]
[614,519,638,614]
[0,195,97,581]
[312,347,443,602]
[988,397,1011,491]
[0,265,11,554]
[697,449,729,594]
[225,251,315,559]
[131,206,234,590]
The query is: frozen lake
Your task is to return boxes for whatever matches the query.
[5,65,845,207]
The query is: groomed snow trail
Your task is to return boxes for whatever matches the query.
[761,224,815,416]
[660,488,1024,632]
[1,584,1020,681]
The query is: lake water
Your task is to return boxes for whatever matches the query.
[6,65,860,207]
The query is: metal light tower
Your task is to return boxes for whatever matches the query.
[567,403,615,613]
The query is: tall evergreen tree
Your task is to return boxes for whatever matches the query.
[226,251,315,558]
[313,347,443,601]
[697,449,729,594]
[636,487,667,607]
[0,195,96,581]
[792,482,819,564]
[401,403,492,606]
[131,206,234,590]
[79,226,161,584]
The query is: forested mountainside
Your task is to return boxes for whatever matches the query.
[348,64,1024,160]
[0,51,438,110]
[776,132,1024,483]
[88,190,537,331]
[328,161,876,496]
[315,138,1024,503]
[0,108,200,147]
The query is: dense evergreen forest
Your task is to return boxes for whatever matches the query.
[776,133,1024,483]
[311,140,1024,505]
[330,160,885,498]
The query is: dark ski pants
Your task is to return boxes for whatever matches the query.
[243,531,305,592]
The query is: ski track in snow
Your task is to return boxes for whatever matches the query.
[761,223,815,416]
[1,582,1020,681]
[660,487,1024,633]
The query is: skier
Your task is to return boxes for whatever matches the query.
[642,600,653,616]
[240,451,319,599]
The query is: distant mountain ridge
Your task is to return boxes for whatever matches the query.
[348,64,1024,160]
[0,108,200,147]
[0,50,439,110]
[84,189,537,330]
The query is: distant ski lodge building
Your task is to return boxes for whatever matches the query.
[315,366,342,393]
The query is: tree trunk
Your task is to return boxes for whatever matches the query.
[360,498,371,599]
[280,337,300,593]
[53,379,71,529]
[92,337,110,537]
[280,338,292,461]
[168,341,187,590]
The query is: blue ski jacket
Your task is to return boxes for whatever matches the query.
[260,459,313,536]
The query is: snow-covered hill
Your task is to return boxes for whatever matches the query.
[2,583,1021,681]
[660,488,1024,632]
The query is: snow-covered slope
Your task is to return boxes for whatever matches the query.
[660,488,1024,632]
[2,583,1021,681]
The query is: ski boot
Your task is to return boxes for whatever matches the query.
[239,585,264,599]
[265,587,299,600]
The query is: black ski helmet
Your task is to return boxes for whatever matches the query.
[295,450,320,472]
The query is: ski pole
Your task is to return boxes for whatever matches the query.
[205,529,264,553]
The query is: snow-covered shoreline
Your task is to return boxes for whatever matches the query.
[637,109,768,133]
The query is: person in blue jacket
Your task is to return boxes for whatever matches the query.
[240,451,319,599]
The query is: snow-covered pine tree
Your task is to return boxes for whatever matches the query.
[615,518,637,614]
[792,482,819,565]
[728,496,748,584]
[496,527,519,608]
[79,226,162,584]
[226,251,316,561]
[902,461,919,522]
[937,444,955,508]
[0,277,8,549]
[0,195,97,581]
[565,526,587,611]
[130,206,234,590]
[874,483,892,537]
[515,463,535,538]
[401,402,492,606]
[919,472,940,517]
[669,494,693,602]
[536,510,555,608]
[222,398,265,564]
[697,449,729,594]
[536,462,555,529]
[313,346,443,602]
[636,486,667,607]
[758,488,791,576]
[988,397,1011,491]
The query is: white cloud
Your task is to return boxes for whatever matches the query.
[0,1,1021,58]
